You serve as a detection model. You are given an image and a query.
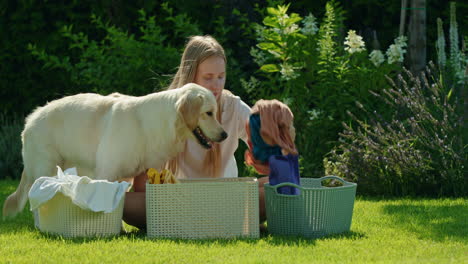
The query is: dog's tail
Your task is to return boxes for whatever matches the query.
[2,170,32,220]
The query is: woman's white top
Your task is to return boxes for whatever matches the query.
[174,92,251,179]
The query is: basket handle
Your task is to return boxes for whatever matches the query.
[271,182,303,196]
[319,175,346,184]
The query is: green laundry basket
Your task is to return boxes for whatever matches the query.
[264,176,357,238]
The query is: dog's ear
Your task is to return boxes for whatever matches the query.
[177,91,203,131]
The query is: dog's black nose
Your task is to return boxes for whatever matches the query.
[220,131,228,141]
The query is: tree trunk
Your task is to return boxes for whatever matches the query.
[399,0,408,36]
[408,0,426,75]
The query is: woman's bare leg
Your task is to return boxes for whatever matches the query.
[123,172,147,229]
[258,176,268,223]
[123,192,146,230]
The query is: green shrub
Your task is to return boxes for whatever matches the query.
[325,63,466,197]
[28,7,201,96]
[0,114,23,180]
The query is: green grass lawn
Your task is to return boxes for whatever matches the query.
[0,179,466,263]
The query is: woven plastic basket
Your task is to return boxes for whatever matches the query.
[37,193,125,238]
[264,176,357,238]
[146,177,259,239]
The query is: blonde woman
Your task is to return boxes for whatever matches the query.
[123,35,268,229]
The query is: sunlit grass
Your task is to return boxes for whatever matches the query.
[1,180,466,263]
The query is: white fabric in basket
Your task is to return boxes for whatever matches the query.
[29,166,131,213]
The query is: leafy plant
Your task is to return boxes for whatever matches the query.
[243,1,402,176]
[28,6,201,96]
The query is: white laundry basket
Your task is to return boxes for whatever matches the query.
[146,177,259,239]
[37,193,125,238]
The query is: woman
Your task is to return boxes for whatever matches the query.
[123,35,268,229]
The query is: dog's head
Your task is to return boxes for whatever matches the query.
[176,83,228,149]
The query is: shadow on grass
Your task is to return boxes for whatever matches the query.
[259,230,366,246]
[0,216,36,234]
[30,226,365,246]
[2,180,366,245]
[116,228,365,246]
[33,228,265,245]
[0,203,37,235]
[382,200,468,242]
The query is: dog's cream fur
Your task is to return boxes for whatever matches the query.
[3,83,226,218]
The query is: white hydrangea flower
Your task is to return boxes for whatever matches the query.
[386,44,405,64]
[386,35,407,64]
[273,13,299,35]
[344,30,365,54]
[369,50,385,67]
[278,14,290,27]
[283,24,299,34]
[280,63,300,81]
[394,35,408,48]
[301,13,319,36]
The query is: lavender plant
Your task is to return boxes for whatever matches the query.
[325,62,466,197]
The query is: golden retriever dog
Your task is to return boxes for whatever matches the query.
[3,83,227,219]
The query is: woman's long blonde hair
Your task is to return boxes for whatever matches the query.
[167,35,226,178]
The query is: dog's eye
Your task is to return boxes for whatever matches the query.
[206,112,213,116]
